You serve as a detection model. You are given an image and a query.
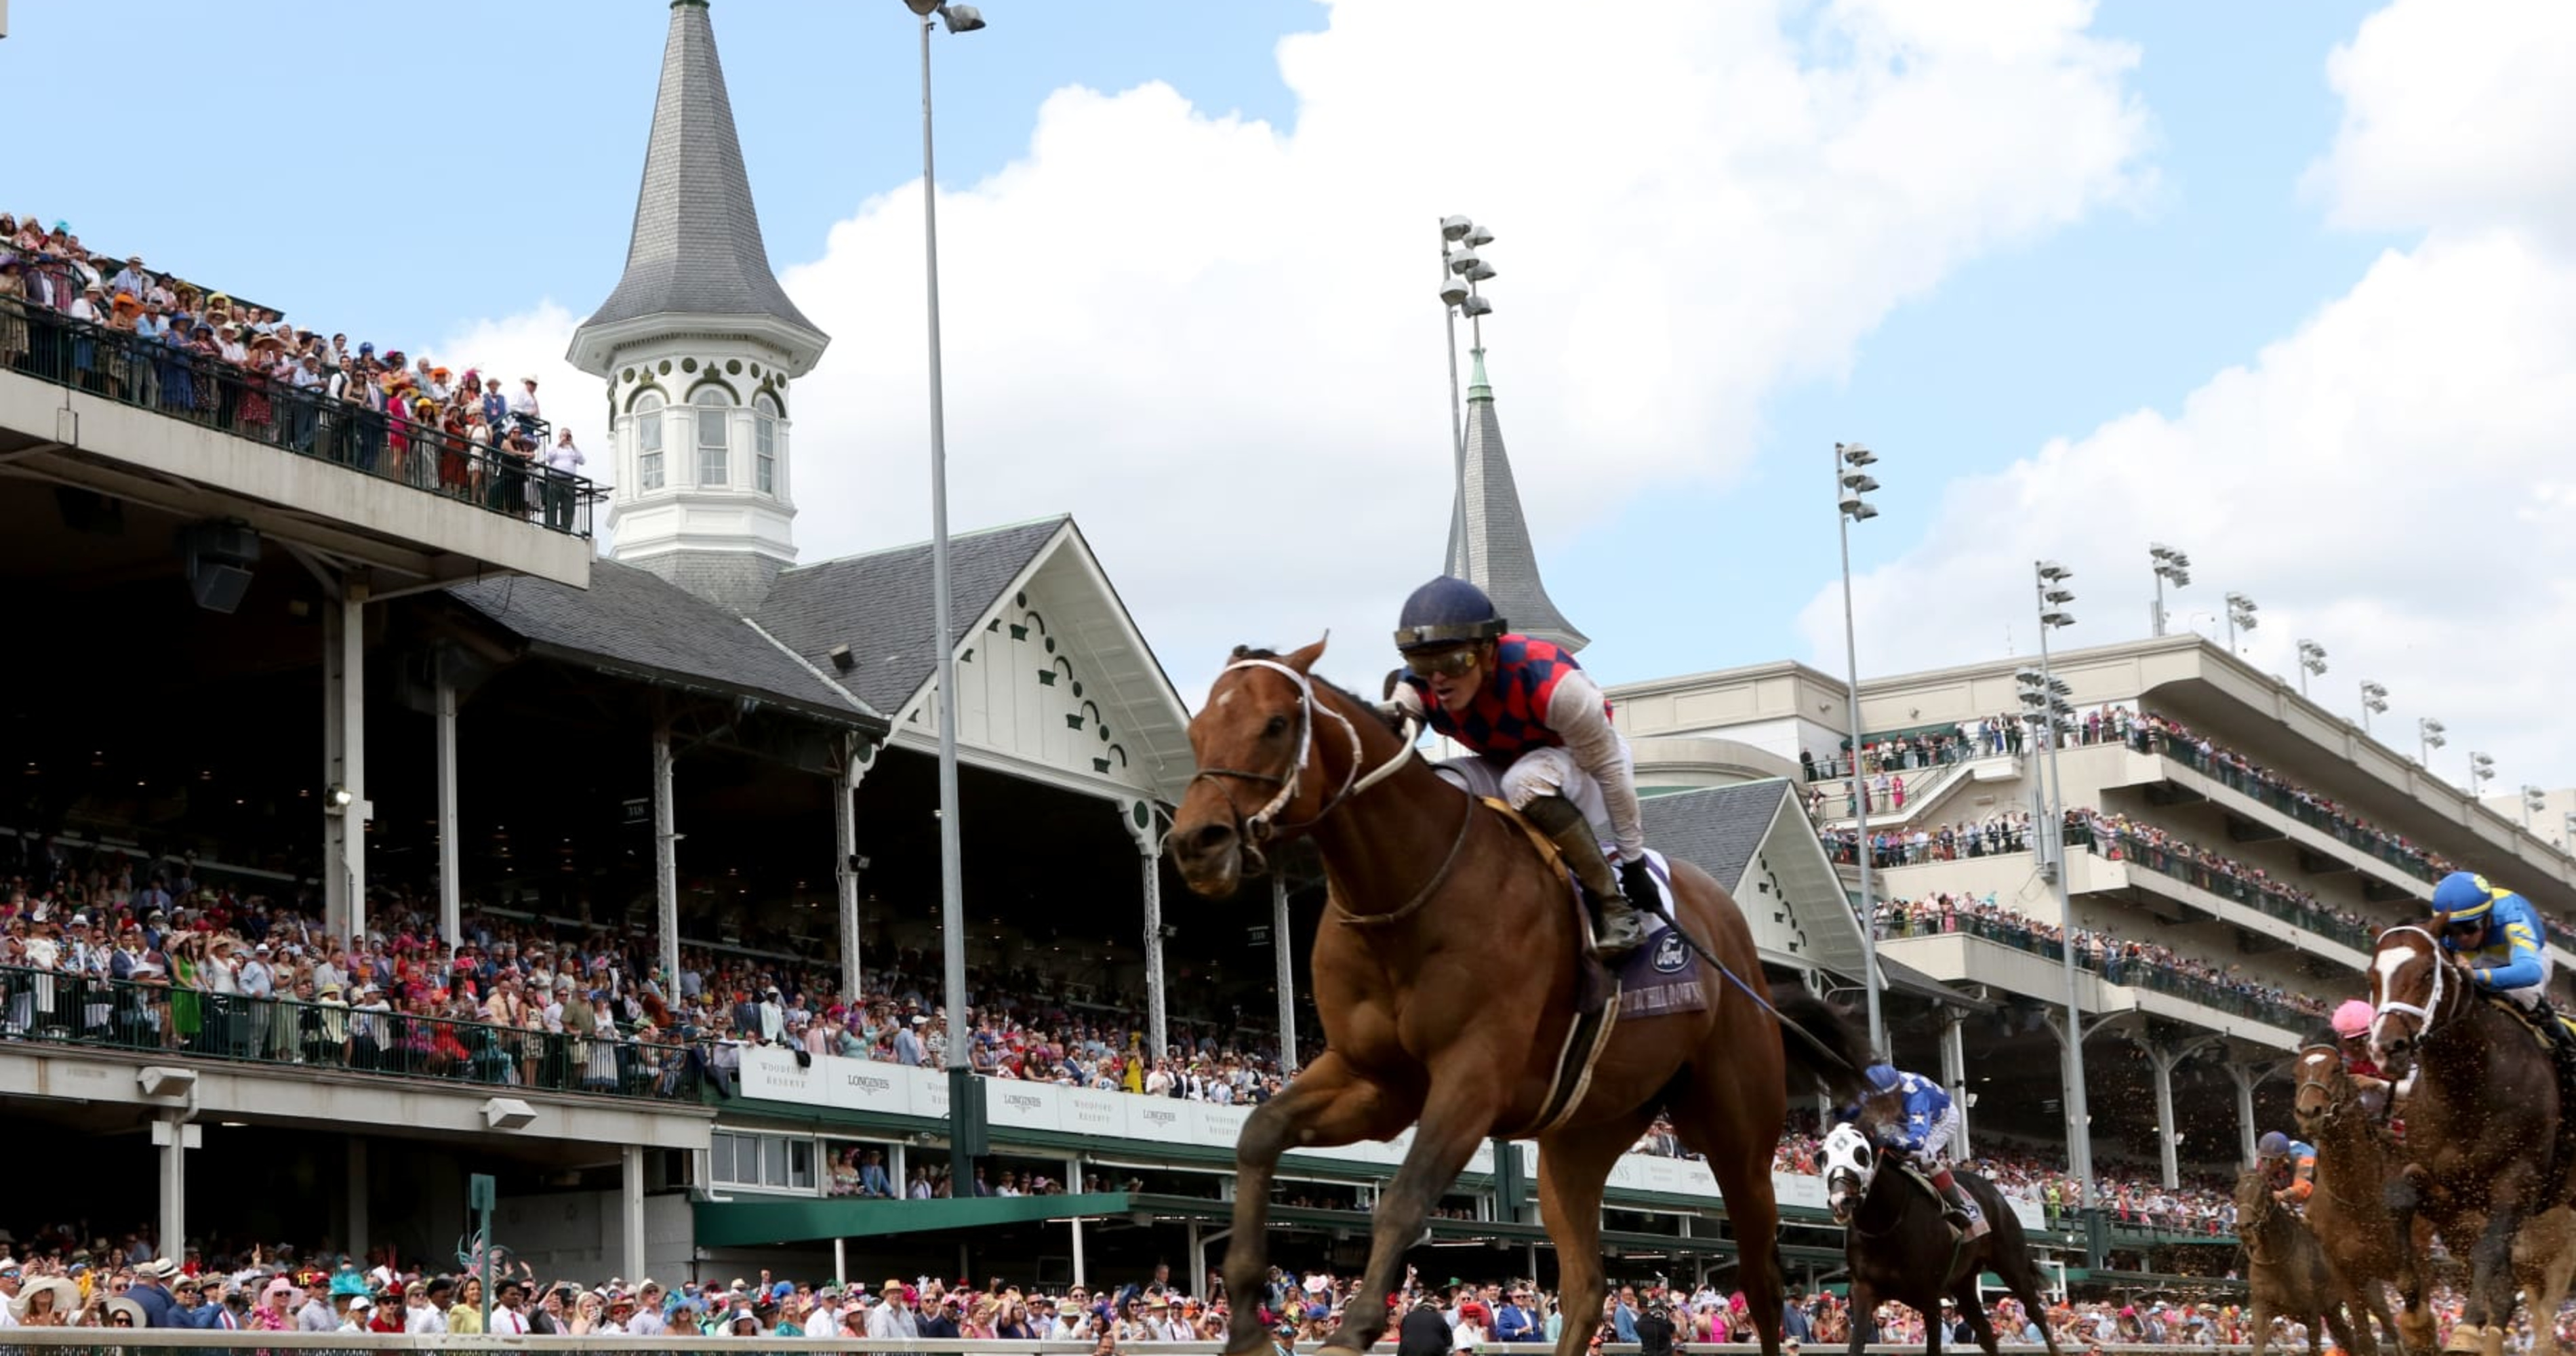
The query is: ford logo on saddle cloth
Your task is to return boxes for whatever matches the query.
[1651,930,1690,974]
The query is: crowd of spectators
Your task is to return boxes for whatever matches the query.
[1875,890,2335,1028]
[49,1220,2527,1351]
[0,832,1305,1114]
[1822,811,2036,866]
[2065,808,2375,946]
[0,214,586,530]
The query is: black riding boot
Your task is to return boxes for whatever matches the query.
[1521,795,1647,959]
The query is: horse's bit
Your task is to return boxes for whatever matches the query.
[1187,656,1417,858]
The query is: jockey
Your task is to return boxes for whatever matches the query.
[2329,999,2394,1121]
[2257,1131,2316,1207]
[1842,1062,1987,1240]
[1387,576,1650,958]
[2431,870,2576,1072]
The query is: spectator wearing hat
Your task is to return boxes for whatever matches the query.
[868,1280,918,1341]
[126,1257,179,1327]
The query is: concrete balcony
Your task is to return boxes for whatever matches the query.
[2,320,590,591]
[1879,928,2305,1051]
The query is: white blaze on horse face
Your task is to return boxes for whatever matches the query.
[2370,940,2423,1058]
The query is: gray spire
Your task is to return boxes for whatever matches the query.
[571,0,826,371]
[1445,348,1588,652]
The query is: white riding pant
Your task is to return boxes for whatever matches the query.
[1916,1105,1963,1169]
[1432,741,1629,850]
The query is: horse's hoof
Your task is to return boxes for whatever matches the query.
[2441,1326,2487,1356]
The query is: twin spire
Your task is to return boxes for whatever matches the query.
[1443,348,1588,653]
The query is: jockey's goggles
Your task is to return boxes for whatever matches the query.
[1406,645,1483,678]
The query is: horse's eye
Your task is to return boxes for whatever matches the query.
[1263,715,1290,739]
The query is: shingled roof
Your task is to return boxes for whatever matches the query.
[1445,348,1587,652]
[447,558,871,727]
[1643,780,1792,889]
[753,517,1068,717]
[577,0,821,344]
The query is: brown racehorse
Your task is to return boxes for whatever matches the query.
[1167,640,1871,1356]
[2289,1043,2419,1356]
[2295,1041,2576,1356]
[2369,925,2569,1356]
[2238,1166,2367,1356]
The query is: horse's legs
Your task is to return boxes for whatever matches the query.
[1321,1080,1497,1356]
[1220,1053,1403,1356]
[2249,1291,2275,1356]
[1536,1111,1651,1356]
[1948,1282,2000,1356]
[1843,1279,1874,1356]
[2466,1205,2525,1356]
[2390,1172,2438,1356]
[1671,1075,1787,1356]
[2322,1293,2361,1356]
[1994,1251,2066,1356]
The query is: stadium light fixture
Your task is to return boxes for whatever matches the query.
[2029,559,2092,1212]
[1832,441,1887,1057]
[2521,785,2548,831]
[2148,544,2192,637]
[2295,639,2327,697]
[2223,592,2258,652]
[2359,680,2388,734]
[2470,752,2497,793]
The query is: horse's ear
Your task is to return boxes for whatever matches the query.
[1283,634,1328,675]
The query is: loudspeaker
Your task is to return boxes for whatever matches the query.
[178,521,260,614]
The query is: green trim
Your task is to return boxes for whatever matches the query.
[695,1193,1136,1247]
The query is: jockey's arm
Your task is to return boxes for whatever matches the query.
[1544,670,1646,862]
[2275,1153,2316,1203]
[2472,906,2545,991]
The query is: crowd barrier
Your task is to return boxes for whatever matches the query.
[0,1335,2253,1354]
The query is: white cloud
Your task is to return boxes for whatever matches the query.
[1816,0,2576,780]
[461,0,2149,700]
[2306,0,2576,249]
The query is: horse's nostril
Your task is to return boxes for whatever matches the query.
[1184,822,1236,857]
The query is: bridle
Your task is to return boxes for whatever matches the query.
[2371,925,2459,1058]
[2291,1046,2348,1125]
[1186,656,1417,854]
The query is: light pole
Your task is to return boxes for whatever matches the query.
[1834,441,1886,1057]
[2295,640,2328,698]
[904,0,986,1197]
[2562,809,2574,853]
[2419,717,2447,774]
[2148,544,2191,637]
[1438,217,1494,570]
[2032,559,2093,1220]
[2359,681,2389,736]
[2224,592,2259,654]
[2522,786,2547,831]
[2471,753,2497,797]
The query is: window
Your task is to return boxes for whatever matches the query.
[709,1130,820,1193]
[694,388,730,486]
[634,393,664,491]
[753,394,779,495]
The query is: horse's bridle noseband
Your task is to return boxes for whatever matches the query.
[1188,656,1416,854]
[2371,925,2455,1057]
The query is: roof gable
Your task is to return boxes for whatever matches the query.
[446,558,872,727]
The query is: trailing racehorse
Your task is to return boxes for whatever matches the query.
[2369,925,2571,1356]
[2291,1042,2423,1356]
[1169,640,1872,1356]
[1818,1123,2063,1356]
[2237,1166,2367,1356]
[2295,1042,2576,1356]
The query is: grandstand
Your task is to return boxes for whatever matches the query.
[14,0,2528,1317]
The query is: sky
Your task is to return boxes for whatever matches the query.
[8,0,2572,791]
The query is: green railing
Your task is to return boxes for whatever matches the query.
[0,964,703,1102]
[0,295,597,538]
[2093,826,2374,952]
[1881,911,2316,1034]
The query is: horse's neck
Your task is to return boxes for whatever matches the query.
[1302,698,1480,913]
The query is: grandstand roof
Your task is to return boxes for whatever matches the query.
[571,0,826,372]
[1643,779,1792,888]
[447,557,876,729]
[755,516,1069,717]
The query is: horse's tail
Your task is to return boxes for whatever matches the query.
[1771,989,1872,1105]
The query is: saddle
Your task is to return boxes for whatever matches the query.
[1481,799,1712,1138]
[2480,993,2576,1197]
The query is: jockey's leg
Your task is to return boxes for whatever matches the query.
[1923,1110,1987,1239]
[1505,751,1645,957]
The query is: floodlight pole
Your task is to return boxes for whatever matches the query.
[1835,443,1886,1057]
[912,0,978,1198]
[2034,564,2094,1222]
